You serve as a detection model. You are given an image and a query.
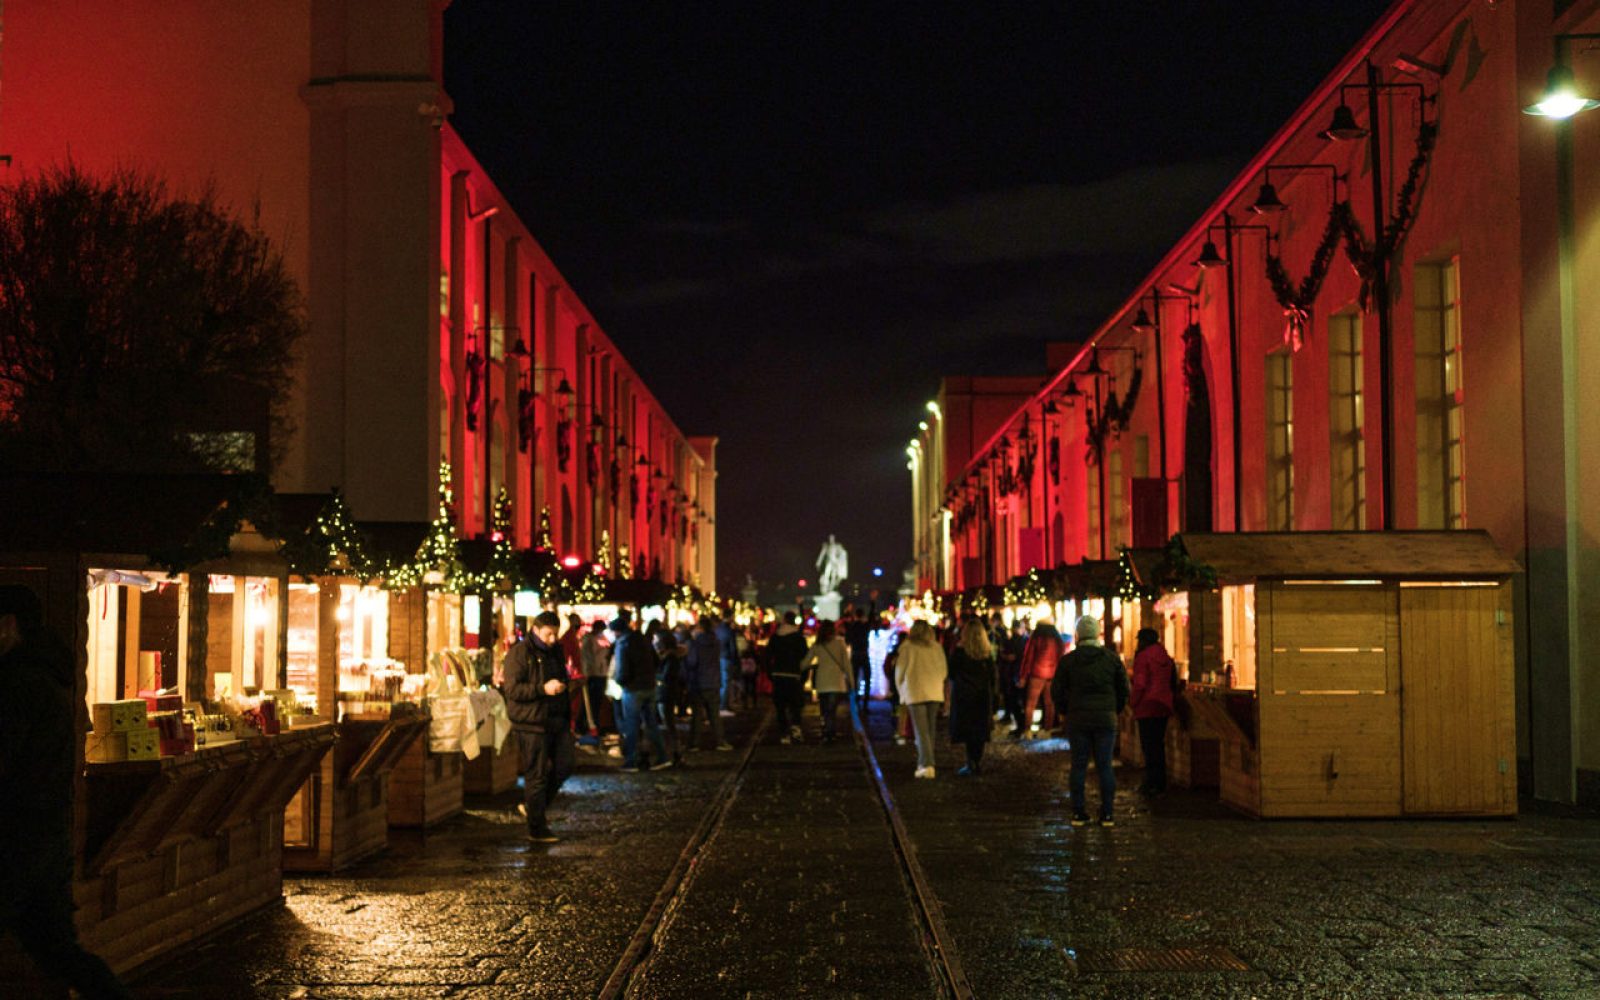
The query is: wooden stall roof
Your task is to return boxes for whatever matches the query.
[1177,531,1520,582]
[1124,548,1167,590]
[358,521,431,570]
[1059,560,1121,599]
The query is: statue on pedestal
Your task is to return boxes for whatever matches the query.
[814,535,847,620]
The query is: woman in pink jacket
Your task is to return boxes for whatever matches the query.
[1014,621,1063,737]
[1130,627,1177,794]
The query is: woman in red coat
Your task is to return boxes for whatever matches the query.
[1130,627,1177,794]
[1014,621,1063,737]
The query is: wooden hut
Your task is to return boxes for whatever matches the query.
[276,495,430,871]
[364,521,468,830]
[1169,531,1518,818]
[0,475,335,984]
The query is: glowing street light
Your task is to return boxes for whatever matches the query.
[1524,64,1600,118]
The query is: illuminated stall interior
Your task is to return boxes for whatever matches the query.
[206,573,280,699]
[85,568,190,705]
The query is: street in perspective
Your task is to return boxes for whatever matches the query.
[1,1,1599,998]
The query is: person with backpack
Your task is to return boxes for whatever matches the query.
[1130,627,1178,795]
[765,612,808,743]
[685,614,732,751]
[504,611,576,842]
[800,619,851,744]
[1051,615,1130,827]
[610,614,670,773]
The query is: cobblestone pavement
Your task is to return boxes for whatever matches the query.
[136,702,1600,998]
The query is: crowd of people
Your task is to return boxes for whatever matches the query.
[501,604,1181,841]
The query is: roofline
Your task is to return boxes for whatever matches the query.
[952,0,1421,488]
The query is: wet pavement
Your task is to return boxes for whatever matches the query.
[136,702,1600,998]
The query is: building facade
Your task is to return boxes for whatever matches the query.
[910,0,1599,807]
[1,0,714,585]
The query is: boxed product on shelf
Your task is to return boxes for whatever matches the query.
[91,699,148,733]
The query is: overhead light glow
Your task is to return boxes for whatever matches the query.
[561,555,582,569]
[1524,66,1600,118]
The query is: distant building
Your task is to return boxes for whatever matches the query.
[1,0,714,586]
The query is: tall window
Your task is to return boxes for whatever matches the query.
[1415,258,1466,528]
[1087,461,1102,559]
[1329,308,1366,530]
[1108,448,1127,551]
[1265,351,1294,530]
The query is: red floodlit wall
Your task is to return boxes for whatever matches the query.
[1,2,713,586]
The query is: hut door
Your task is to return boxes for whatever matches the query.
[1399,584,1514,815]
[1258,582,1401,816]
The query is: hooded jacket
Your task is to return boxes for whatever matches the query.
[765,623,808,678]
[1050,640,1129,729]
[502,634,572,733]
[894,637,948,705]
[1017,627,1064,684]
[684,625,723,692]
[1131,642,1177,720]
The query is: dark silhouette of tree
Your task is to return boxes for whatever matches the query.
[0,164,305,472]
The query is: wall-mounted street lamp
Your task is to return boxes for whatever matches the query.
[1524,35,1600,118]
[1195,214,1273,531]
[1249,164,1344,215]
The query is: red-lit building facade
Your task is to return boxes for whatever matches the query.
[912,0,1600,807]
[0,0,716,587]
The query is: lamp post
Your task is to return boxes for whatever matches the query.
[1319,66,1434,530]
[1195,215,1271,531]
[1521,32,1600,803]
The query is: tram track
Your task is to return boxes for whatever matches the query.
[597,700,973,1000]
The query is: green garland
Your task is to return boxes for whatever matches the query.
[1002,568,1047,607]
[1264,119,1438,350]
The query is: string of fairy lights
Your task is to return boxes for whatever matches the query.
[283,461,707,611]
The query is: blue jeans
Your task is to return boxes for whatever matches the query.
[720,661,737,709]
[619,689,667,768]
[1068,724,1118,819]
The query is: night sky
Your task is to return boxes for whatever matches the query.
[442,2,1394,597]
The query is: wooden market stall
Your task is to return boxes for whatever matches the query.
[0,476,335,984]
[1167,531,1518,818]
[276,495,431,871]
[365,521,470,829]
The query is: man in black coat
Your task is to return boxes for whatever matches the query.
[503,610,575,843]
[0,584,130,998]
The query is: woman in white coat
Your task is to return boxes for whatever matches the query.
[894,620,949,778]
[800,619,852,743]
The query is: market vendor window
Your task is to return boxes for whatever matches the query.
[85,569,189,705]
[207,574,280,698]
[1219,584,1257,689]
[426,589,463,659]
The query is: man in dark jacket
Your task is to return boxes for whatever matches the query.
[610,615,670,771]
[685,615,731,750]
[765,612,809,742]
[503,611,575,842]
[0,585,131,998]
[842,607,872,704]
[1051,615,1130,827]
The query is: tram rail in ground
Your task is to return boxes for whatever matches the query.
[596,701,974,999]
